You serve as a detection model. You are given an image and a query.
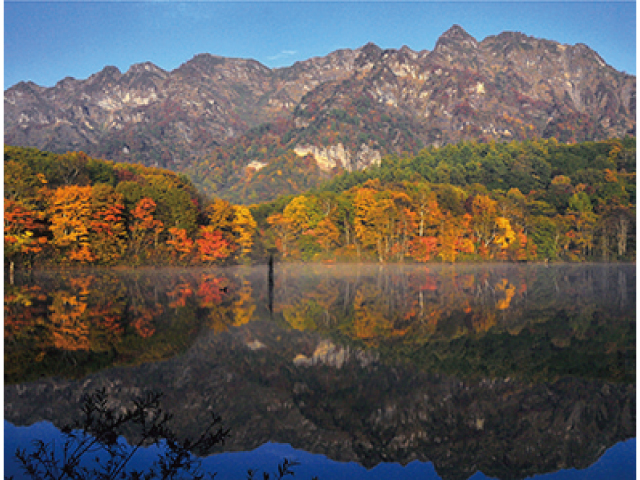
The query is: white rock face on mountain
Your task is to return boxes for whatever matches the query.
[293,143,382,172]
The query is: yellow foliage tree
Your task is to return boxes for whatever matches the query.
[206,199,235,237]
[354,187,407,262]
[493,217,516,251]
[232,206,257,259]
[438,213,473,263]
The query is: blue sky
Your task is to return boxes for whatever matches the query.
[4,1,636,89]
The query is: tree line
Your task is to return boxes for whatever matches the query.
[5,146,256,269]
[4,137,635,269]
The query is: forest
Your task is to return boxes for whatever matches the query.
[4,136,636,269]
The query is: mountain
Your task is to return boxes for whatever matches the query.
[5,25,635,201]
[5,319,636,479]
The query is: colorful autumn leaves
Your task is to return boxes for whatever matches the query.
[4,137,635,267]
[265,181,533,263]
[4,148,258,267]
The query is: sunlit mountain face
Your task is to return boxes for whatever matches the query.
[5,26,635,202]
[4,264,635,479]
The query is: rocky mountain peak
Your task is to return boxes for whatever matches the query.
[397,45,415,62]
[432,24,480,67]
[491,30,533,43]
[357,42,383,58]
[85,66,123,90]
[125,61,166,76]
[120,62,167,92]
[178,53,227,75]
[11,80,45,93]
[355,42,384,72]
[93,65,122,79]
[3,27,635,202]
[436,24,478,47]
[54,77,80,90]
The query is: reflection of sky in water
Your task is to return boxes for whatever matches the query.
[4,421,635,480]
[5,265,635,479]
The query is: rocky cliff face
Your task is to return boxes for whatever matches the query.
[293,142,382,171]
[292,26,634,148]
[5,25,635,197]
[4,48,357,166]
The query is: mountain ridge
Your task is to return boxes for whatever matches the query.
[5,26,635,201]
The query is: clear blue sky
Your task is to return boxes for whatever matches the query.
[4,1,636,89]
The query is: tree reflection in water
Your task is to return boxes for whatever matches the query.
[4,264,635,480]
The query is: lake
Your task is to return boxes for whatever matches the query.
[4,263,636,480]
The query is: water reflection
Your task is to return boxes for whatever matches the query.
[4,264,636,479]
[6,264,635,384]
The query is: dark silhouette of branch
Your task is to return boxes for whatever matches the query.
[10,388,317,480]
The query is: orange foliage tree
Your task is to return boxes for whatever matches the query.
[129,198,164,261]
[48,186,95,264]
[166,228,195,265]
[89,185,127,264]
[196,228,233,265]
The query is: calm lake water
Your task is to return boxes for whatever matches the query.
[4,263,636,480]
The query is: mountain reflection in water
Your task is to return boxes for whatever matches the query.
[4,264,636,480]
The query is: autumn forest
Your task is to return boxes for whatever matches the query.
[4,136,636,269]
